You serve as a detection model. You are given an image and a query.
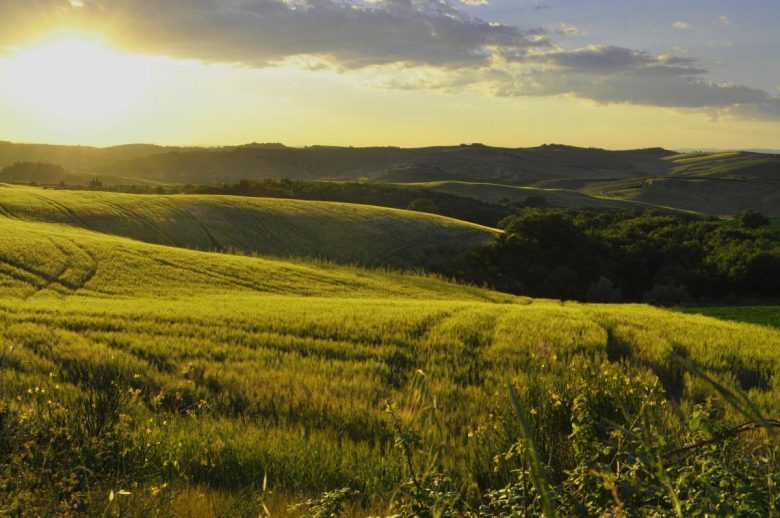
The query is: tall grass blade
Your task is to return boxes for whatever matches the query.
[508,381,556,518]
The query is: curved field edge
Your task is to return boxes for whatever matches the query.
[0,184,497,269]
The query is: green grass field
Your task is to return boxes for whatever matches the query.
[2,188,780,515]
[674,306,780,329]
[401,181,643,210]
[0,184,496,270]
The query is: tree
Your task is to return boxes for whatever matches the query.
[739,210,770,229]
[586,276,623,303]
[520,196,550,208]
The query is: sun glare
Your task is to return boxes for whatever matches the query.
[3,36,152,123]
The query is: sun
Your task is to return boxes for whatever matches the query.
[3,35,152,123]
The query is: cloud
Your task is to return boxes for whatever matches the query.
[460,0,490,5]
[532,45,706,75]
[673,20,692,30]
[0,0,549,69]
[0,0,777,120]
[556,23,582,36]
[494,52,780,120]
[718,15,731,27]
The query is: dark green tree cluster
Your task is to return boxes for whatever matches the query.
[469,208,780,303]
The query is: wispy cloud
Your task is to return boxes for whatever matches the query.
[673,20,692,30]
[556,23,582,36]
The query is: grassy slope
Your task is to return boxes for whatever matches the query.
[398,151,779,216]
[3,288,780,512]
[577,152,780,216]
[674,306,780,329]
[0,176,780,516]
[403,180,649,210]
[0,214,505,302]
[586,177,780,216]
[2,183,780,514]
[665,151,780,180]
[0,184,497,269]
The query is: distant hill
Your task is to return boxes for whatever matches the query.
[0,184,497,270]
[0,161,158,187]
[402,180,656,211]
[586,177,780,217]
[664,152,780,180]
[0,140,777,216]
[0,141,679,185]
[0,141,173,171]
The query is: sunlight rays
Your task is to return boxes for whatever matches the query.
[2,34,153,123]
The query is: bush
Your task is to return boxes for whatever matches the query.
[739,210,770,229]
[586,276,623,302]
[643,283,693,305]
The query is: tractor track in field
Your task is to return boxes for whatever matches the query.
[0,254,76,298]
[160,199,225,252]
[133,250,266,292]
[69,192,182,246]
[19,190,98,231]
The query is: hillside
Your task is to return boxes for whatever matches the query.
[404,180,651,210]
[1,183,780,514]
[586,177,780,217]
[665,151,780,180]
[0,213,505,301]
[0,161,158,187]
[0,184,497,269]
[2,263,779,513]
[0,141,172,171]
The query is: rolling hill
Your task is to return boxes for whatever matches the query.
[0,184,497,269]
[0,141,683,185]
[584,177,780,217]
[0,212,505,301]
[1,181,779,515]
[1,140,776,218]
[402,180,651,210]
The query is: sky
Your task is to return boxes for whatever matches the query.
[0,0,778,149]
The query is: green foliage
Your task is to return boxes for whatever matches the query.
[740,209,771,229]
[470,207,780,302]
[291,488,360,518]
[674,305,780,329]
[586,276,623,303]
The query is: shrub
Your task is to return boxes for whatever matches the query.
[739,210,770,229]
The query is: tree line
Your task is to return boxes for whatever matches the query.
[464,207,779,303]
